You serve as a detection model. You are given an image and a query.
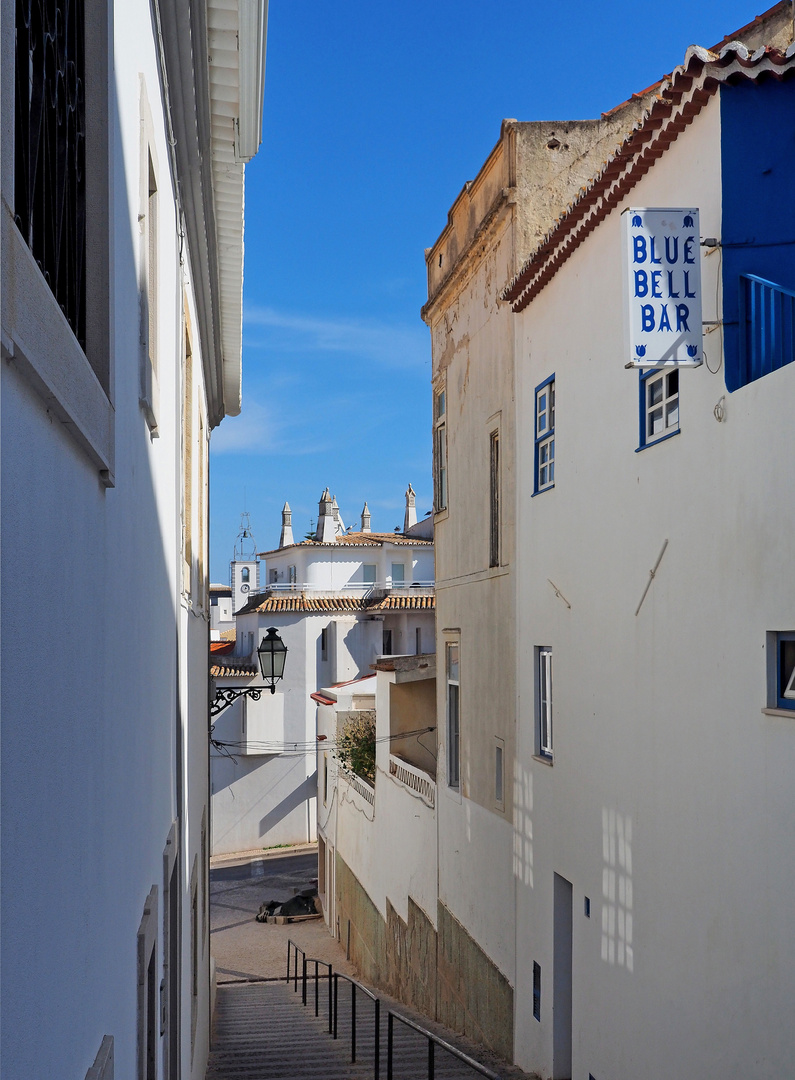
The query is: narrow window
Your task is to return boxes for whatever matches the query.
[321,627,328,661]
[269,568,278,584]
[447,642,460,789]
[363,564,377,585]
[136,887,158,1080]
[15,0,87,349]
[140,151,160,432]
[533,961,541,1021]
[289,565,297,584]
[383,628,393,655]
[190,857,198,1057]
[434,389,447,511]
[534,377,555,494]
[768,632,795,711]
[391,562,405,585]
[495,737,504,808]
[489,430,500,567]
[323,752,329,805]
[415,627,422,655]
[242,567,250,583]
[182,312,193,594]
[537,647,553,759]
[639,368,679,449]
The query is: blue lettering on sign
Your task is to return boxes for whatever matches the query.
[664,236,679,264]
[634,270,648,297]
[651,271,662,298]
[658,305,672,331]
[667,271,680,298]
[641,305,655,331]
[634,236,647,263]
[676,304,690,331]
[684,272,696,299]
[683,236,696,264]
[649,236,662,264]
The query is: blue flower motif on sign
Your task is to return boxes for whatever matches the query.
[687,345,698,357]
[632,214,642,227]
[635,345,646,357]
[683,214,694,227]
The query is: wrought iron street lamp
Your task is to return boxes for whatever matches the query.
[210,627,288,717]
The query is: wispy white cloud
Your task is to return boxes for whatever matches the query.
[210,398,280,455]
[243,306,429,370]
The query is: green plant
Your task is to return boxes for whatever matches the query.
[335,711,376,785]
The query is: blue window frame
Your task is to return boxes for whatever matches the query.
[769,632,795,711]
[637,368,680,451]
[533,375,555,494]
[735,274,795,390]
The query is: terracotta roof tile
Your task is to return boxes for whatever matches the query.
[235,589,436,615]
[258,531,431,556]
[210,657,258,678]
[210,641,235,654]
[502,14,795,312]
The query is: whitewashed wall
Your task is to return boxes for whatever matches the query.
[512,95,795,1079]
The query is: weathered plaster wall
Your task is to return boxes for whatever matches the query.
[513,92,795,1080]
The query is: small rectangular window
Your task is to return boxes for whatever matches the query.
[323,752,329,805]
[447,642,460,789]
[534,377,555,494]
[363,564,377,585]
[533,962,541,1021]
[289,565,297,584]
[391,563,405,585]
[768,632,795,711]
[537,647,553,759]
[638,368,679,449]
[489,430,500,567]
[415,627,422,655]
[494,737,504,808]
[383,628,393,654]
[434,388,447,511]
[321,627,328,661]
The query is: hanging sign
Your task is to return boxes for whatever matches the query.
[622,208,702,367]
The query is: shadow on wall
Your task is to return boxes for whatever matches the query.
[259,770,317,837]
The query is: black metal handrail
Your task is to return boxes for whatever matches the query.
[386,1009,502,1080]
[285,942,501,1080]
[332,971,381,1079]
[286,939,333,1030]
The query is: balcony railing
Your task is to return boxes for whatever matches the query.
[261,581,435,593]
[389,756,436,808]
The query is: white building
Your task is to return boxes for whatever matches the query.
[0,0,267,1077]
[210,487,436,856]
[502,21,795,1080]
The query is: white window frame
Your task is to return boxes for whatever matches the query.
[768,631,795,711]
[534,377,555,494]
[391,562,405,585]
[447,641,460,789]
[537,646,553,760]
[639,367,680,449]
[434,387,447,511]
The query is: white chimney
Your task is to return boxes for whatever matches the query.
[403,483,417,534]
[279,502,294,548]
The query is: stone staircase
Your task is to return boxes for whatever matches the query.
[207,971,507,1080]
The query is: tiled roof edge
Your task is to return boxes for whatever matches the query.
[501,39,795,312]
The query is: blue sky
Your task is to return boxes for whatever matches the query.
[209,0,756,580]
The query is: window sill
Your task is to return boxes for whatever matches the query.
[761,707,795,719]
[2,214,115,484]
[533,754,553,767]
[636,428,680,453]
[531,484,554,498]
[434,508,449,523]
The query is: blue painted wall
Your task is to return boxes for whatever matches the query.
[720,77,795,391]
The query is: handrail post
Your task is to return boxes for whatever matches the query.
[314,960,319,1017]
[328,966,333,1034]
[428,1037,435,1080]
[387,1012,393,1080]
[333,973,338,1039]
[302,955,307,1006]
[374,998,381,1080]
[351,981,357,1063]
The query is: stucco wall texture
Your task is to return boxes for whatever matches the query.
[335,855,513,1061]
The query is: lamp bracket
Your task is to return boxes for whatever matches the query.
[210,686,264,719]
